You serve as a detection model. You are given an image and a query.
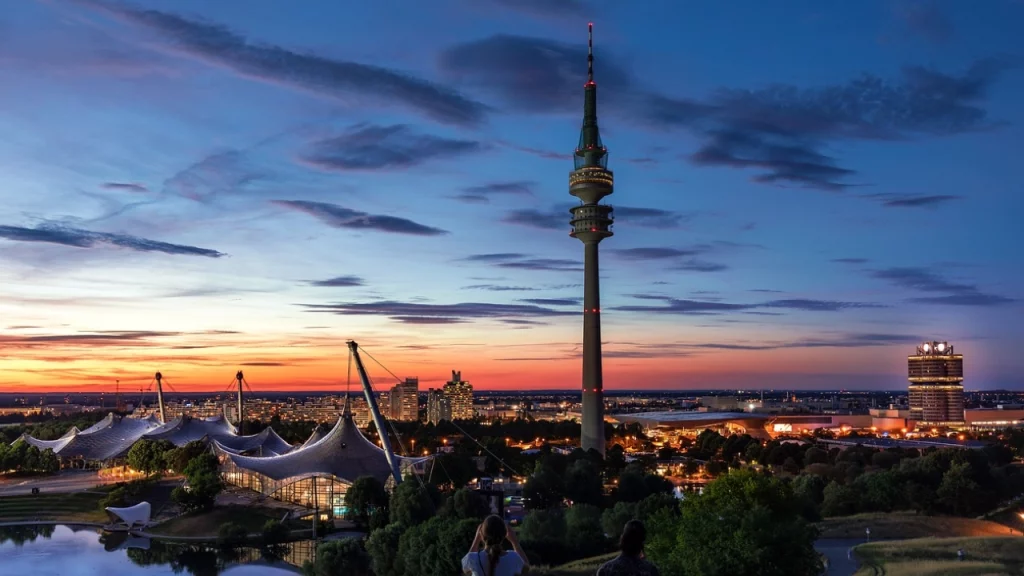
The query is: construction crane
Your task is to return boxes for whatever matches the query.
[347,341,402,485]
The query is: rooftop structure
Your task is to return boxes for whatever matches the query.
[17,413,162,464]
[444,371,474,420]
[15,412,294,466]
[908,341,965,426]
[571,23,614,457]
[215,405,427,517]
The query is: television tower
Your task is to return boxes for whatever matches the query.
[570,23,613,456]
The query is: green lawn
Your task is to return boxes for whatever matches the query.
[817,512,1016,540]
[146,504,292,538]
[0,492,107,523]
[854,536,1024,575]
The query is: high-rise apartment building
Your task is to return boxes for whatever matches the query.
[427,388,451,425]
[444,371,474,420]
[389,378,420,422]
[908,341,965,427]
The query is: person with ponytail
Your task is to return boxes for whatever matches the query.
[462,514,529,576]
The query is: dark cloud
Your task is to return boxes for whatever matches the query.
[302,299,575,324]
[309,275,365,287]
[0,223,225,257]
[832,258,869,264]
[461,253,527,262]
[896,1,954,44]
[441,34,1010,191]
[869,193,962,208]
[300,124,484,171]
[439,34,630,113]
[452,181,536,204]
[613,206,687,229]
[273,200,448,236]
[503,208,565,230]
[518,298,580,306]
[101,182,149,193]
[392,316,468,324]
[658,59,1013,190]
[240,362,288,367]
[870,267,1014,306]
[614,296,881,315]
[503,205,687,231]
[499,258,581,272]
[671,260,728,273]
[611,246,728,272]
[6,326,42,330]
[460,252,580,272]
[0,331,180,349]
[689,130,854,191]
[498,140,569,161]
[82,1,487,126]
[501,319,548,326]
[462,284,538,292]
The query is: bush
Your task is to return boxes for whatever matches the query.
[304,538,373,576]
[217,522,248,547]
[261,520,289,545]
[601,501,637,542]
[99,487,127,511]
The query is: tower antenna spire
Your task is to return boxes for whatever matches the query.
[587,22,594,83]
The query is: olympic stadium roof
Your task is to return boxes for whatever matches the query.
[16,412,295,463]
[300,426,327,449]
[19,413,163,461]
[143,415,294,454]
[215,413,424,485]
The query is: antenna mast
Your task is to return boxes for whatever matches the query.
[154,372,166,424]
[235,370,245,435]
[347,341,403,485]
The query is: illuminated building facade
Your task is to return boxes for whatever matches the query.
[427,388,451,425]
[390,378,420,422]
[444,371,474,420]
[908,341,965,427]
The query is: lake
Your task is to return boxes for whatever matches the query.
[0,524,309,575]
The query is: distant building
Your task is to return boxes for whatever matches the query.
[908,341,965,427]
[390,378,420,422]
[444,371,474,420]
[427,388,451,425]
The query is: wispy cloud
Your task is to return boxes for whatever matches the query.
[614,295,883,315]
[518,298,580,306]
[101,182,149,193]
[475,0,589,19]
[895,1,954,44]
[865,193,962,208]
[273,200,448,236]
[832,258,869,264]
[451,181,536,204]
[870,267,1014,306]
[462,284,538,292]
[302,299,576,324]
[309,275,366,287]
[299,124,485,171]
[0,223,225,257]
[503,205,687,231]
[80,1,488,126]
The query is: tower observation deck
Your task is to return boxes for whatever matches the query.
[571,23,612,456]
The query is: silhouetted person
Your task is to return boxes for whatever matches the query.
[598,520,660,576]
[463,515,529,576]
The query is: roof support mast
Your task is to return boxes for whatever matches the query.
[154,372,166,424]
[347,341,403,485]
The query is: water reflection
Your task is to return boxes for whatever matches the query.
[0,524,310,575]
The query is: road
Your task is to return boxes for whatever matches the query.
[0,470,115,495]
[816,539,868,575]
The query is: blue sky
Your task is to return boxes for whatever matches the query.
[0,0,1021,391]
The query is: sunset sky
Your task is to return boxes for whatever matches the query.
[1,0,1022,392]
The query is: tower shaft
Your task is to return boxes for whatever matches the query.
[581,242,605,452]
[570,23,612,456]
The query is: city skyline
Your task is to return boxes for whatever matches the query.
[1,1,1023,392]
